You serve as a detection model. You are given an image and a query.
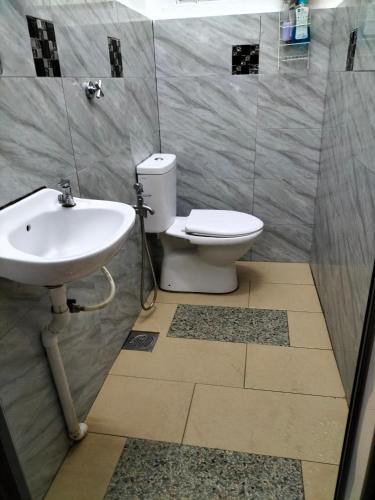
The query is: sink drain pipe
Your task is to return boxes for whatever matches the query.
[41,267,115,441]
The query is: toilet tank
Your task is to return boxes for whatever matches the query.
[136,154,177,233]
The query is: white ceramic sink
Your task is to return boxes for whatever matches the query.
[0,188,136,286]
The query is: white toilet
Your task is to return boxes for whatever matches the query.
[137,154,264,293]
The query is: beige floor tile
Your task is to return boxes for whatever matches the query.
[133,303,177,337]
[184,384,347,463]
[237,261,314,285]
[288,311,332,349]
[245,345,345,397]
[302,462,338,500]
[111,338,246,388]
[45,433,125,500]
[249,283,322,312]
[87,375,194,443]
[154,277,250,308]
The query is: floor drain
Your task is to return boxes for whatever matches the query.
[122,331,159,352]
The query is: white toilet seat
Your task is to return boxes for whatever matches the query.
[165,213,263,246]
[185,209,263,237]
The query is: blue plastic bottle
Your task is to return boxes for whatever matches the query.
[292,0,310,44]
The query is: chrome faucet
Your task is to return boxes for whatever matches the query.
[133,183,154,218]
[85,80,104,99]
[58,179,76,208]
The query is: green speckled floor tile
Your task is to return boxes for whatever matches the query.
[167,305,289,346]
[105,439,303,500]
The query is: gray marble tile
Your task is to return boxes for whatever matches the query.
[125,77,160,166]
[0,279,45,341]
[158,75,256,182]
[250,223,314,263]
[106,439,304,500]
[116,3,155,77]
[50,0,118,77]
[177,175,253,217]
[62,77,132,171]
[0,0,41,76]
[309,9,335,74]
[0,77,78,208]
[157,75,258,134]
[312,131,375,399]
[259,12,279,74]
[168,305,289,346]
[161,124,255,182]
[257,74,326,129]
[253,178,317,226]
[255,128,322,181]
[154,14,260,77]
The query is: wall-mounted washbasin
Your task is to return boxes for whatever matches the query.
[0,188,136,286]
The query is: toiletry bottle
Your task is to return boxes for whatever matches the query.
[281,0,292,43]
[293,0,310,43]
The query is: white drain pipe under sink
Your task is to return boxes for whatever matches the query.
[41,267,116,441]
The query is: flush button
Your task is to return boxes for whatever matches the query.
[154,157,164,161]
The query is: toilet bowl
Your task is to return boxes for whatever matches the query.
[136,154,264,293]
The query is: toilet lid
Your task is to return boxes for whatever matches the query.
[185,210,264,237]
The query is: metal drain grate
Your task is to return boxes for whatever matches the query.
[122,331,159,352]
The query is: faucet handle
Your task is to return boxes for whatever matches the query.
[134,182,144,195]
[58,178,71,190]
[95,80,104,99]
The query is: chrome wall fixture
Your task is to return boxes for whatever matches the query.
[85,80,104,99]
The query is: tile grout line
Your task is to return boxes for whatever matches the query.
[181,384,196,444]
[106,374,347,401]
[243,344,248,388]
[84,430,342,467]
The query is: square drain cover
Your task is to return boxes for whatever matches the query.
[122,331,159,352]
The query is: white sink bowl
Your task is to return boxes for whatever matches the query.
[0,188,136,286]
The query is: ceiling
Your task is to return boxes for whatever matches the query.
[118,0,342,20]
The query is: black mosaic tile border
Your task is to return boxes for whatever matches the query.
[346,28,357,71]
[26,16,61,77]
[105,439,304,499]
[108,37,123,77]
[232,44,259,75]
[168,304,289,346]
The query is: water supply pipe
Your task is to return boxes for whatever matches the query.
[41,266,116,441]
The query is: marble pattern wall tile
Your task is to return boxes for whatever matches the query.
[251,223,314,262]
[0,0,55,77]
[158,75,257,183]
[312,65,375,398]
[161,125,255,182]
[0,77,78,207]
[125,77,161,165]
[154,14,260,77]
[0,0,40,76]
[177,175,253,217]
[255,128,321,181]
[253,178,317,226]
[62,77,132,172]
[157,75,258,134]
[257,74,326,129]
[50,0,118,77]
[258,12,279,74]
[116,3,155,77]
